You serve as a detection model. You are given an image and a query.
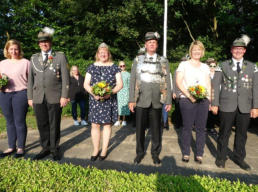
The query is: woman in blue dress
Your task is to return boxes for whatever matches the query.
[84,43,123,161]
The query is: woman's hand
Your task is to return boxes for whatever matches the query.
[103,94,111,100]
[188,95,196,103]
[93,95,100,100]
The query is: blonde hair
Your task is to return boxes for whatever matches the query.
[118,61,125,66]
[70,65,80,77]
[4,39,24,59]
[95,47,113,62]
[189,40,205,58]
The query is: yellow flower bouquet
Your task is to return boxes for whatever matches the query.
[188,85,207,100]
[92,81,112,101]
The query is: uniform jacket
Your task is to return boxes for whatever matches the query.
[212,59,258,113]
[129,54,172,109]
[27,51,70,104]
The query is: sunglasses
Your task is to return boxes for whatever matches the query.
[120,65,125,68]
[209,64,216,68]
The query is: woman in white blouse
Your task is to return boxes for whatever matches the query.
[176,40,211,164]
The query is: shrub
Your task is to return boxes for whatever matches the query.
[0,158,257,192]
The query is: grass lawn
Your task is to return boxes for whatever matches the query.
[0,114,37,135]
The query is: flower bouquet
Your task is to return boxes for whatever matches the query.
[188,85,207,100]
[92,81,112,101]
[0,73,8,91]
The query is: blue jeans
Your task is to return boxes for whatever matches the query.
[71,99,86,120]
[0,90,28,149]
[162,104,168,124]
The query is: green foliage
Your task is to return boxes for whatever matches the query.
[0,158,257,191]
[1,0,257,62]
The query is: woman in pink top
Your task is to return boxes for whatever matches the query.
[0,39,30,158]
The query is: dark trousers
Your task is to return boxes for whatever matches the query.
[135,106,162,157]
[0,90,28,149]
[33,99,62,153]
[179,98,209,156]
[206,111,219,129]
[217,108,250,161]
[71,99,86,120]
[172,98,182,128]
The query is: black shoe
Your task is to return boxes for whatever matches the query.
[52,152,61,161]
[91,152,100,162]
[194,156,202,164]
[233,158,251,171]
[99,154,107,161]
[33,150,50,160]
[182,155,189,163]
[152,156,161,164]
[0,149,16,158]
[14,153,25,158]
[134,155,144,164]
[215,159,225,168]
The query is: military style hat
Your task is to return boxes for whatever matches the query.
[145,32,160,41]
[232,34,250,47]
[38,27,55,42]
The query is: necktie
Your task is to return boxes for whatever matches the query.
[44,53,48,64]
[237,62,241,73]
[149,57,153,62]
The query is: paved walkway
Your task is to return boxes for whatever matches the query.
[1,117,258,184]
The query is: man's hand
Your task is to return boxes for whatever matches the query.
[172,93,176,100]
[60,97,68,107]
[250,109,258,118]
[128,102,136,113]
[165,104,171,112]
[211,106,219,115]
[28,100,33,108]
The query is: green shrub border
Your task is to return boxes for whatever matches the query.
[0,158,257,191]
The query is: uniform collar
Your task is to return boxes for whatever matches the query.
[232,57,244,66]
[146,53,157,62]
[41,49,52,57]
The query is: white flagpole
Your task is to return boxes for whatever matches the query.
[163,0,168,57]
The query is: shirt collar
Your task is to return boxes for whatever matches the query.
[41,50,52,57]
[146,53,157,61]
[232,57,243,66]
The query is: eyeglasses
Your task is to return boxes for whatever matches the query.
[120,65,125,68]
[209,64,216,68]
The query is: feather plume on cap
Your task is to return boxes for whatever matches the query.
[241,34,251,46]
[154,32,160,39]
[42,27,55,36]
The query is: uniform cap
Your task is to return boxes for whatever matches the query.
[38,27,54,42]
[232,34,250,47]
[145,32,160,41]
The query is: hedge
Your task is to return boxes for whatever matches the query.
[0,158,257,192]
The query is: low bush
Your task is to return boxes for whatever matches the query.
[0,158,257,191]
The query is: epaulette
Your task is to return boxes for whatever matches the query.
[159,56,168,63]
[254,64,258,73]
[215,65,222,72]
[135,55,145,63]
[31,53,40,59]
